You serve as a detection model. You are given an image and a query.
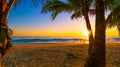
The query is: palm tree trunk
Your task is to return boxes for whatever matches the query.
[0,0,8,66]
[84,0,106,67]
[84,13,95,67]
[0,0,14,66]
[94,0,106,67]
[82,1,95,67]
[84,14,94,55]
[0,0,8,56]
[83,0,94,55]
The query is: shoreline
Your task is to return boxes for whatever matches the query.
[12,42,120,46]
[11,42,120,49]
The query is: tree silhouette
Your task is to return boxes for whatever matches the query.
[42,1,95,64]
[0,0,45,66]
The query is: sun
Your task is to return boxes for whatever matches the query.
[83,30,89,39]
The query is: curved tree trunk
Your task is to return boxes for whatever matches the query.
[82,0,95,67]
[0,0,8,59]
[0,0,8,66]
[0,0,14,66]
[84,13,95,67]
[83,0,94,56]
[84,0,106,67]
[84,13,94,55]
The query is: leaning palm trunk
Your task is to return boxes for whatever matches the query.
[0,0,14,65]
[84,13,95,67]
[82,0,94,55]
[83,1,95,67]
[81,0,94,67]
[84,10,94,56]
[85,0,106,67]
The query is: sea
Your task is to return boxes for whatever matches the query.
[11,36,120,44]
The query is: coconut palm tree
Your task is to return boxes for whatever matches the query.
[85,0,120,67]
[0,0,15,59]
[42,0,120,67]
[85,0,106,67]
[42,0,95,63]
[85,1,106,67]
[0,0,45,66]
[41,0,99,66]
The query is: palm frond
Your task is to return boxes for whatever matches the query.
[117,22,120,35]
[42,0,73,20]
[106,5,120,27]
[42,1,64,13]
[68,0,82,7]
[42,0,72,12]
[71,11,83,20]
[105,0,120,36]
[13,0,45,8]
[42,0,94,20]
[106,5,120,36]
[104,0,120,10]
[51,10,60,20]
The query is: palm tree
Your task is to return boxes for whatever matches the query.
[0,0,45,66]
[85,0,106,66]
[42,0,95,65]
[86,0,120,67]
[0,0,15,59]
[42,0,120,67]
[0,0,16,66]
[85,0,106,67]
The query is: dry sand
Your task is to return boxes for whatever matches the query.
[1,42,120,67]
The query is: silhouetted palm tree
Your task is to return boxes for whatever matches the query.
[42,0,120,67]
[0,0,14,59]
[85,0,120,67]
[0,0,45,66]
[86,0,106,67]
[42,0,95,63]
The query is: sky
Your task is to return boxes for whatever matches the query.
[8,0,119,37]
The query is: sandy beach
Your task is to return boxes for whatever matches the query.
[1,42,120,67]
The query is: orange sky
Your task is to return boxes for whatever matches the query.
[11,16,119,37]
[9,2,119,37]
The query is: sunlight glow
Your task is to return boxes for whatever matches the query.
[83,30,89,40]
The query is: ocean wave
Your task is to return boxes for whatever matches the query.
[11,37,82,44]
[11,36,120,44]
[107,37,120,42]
